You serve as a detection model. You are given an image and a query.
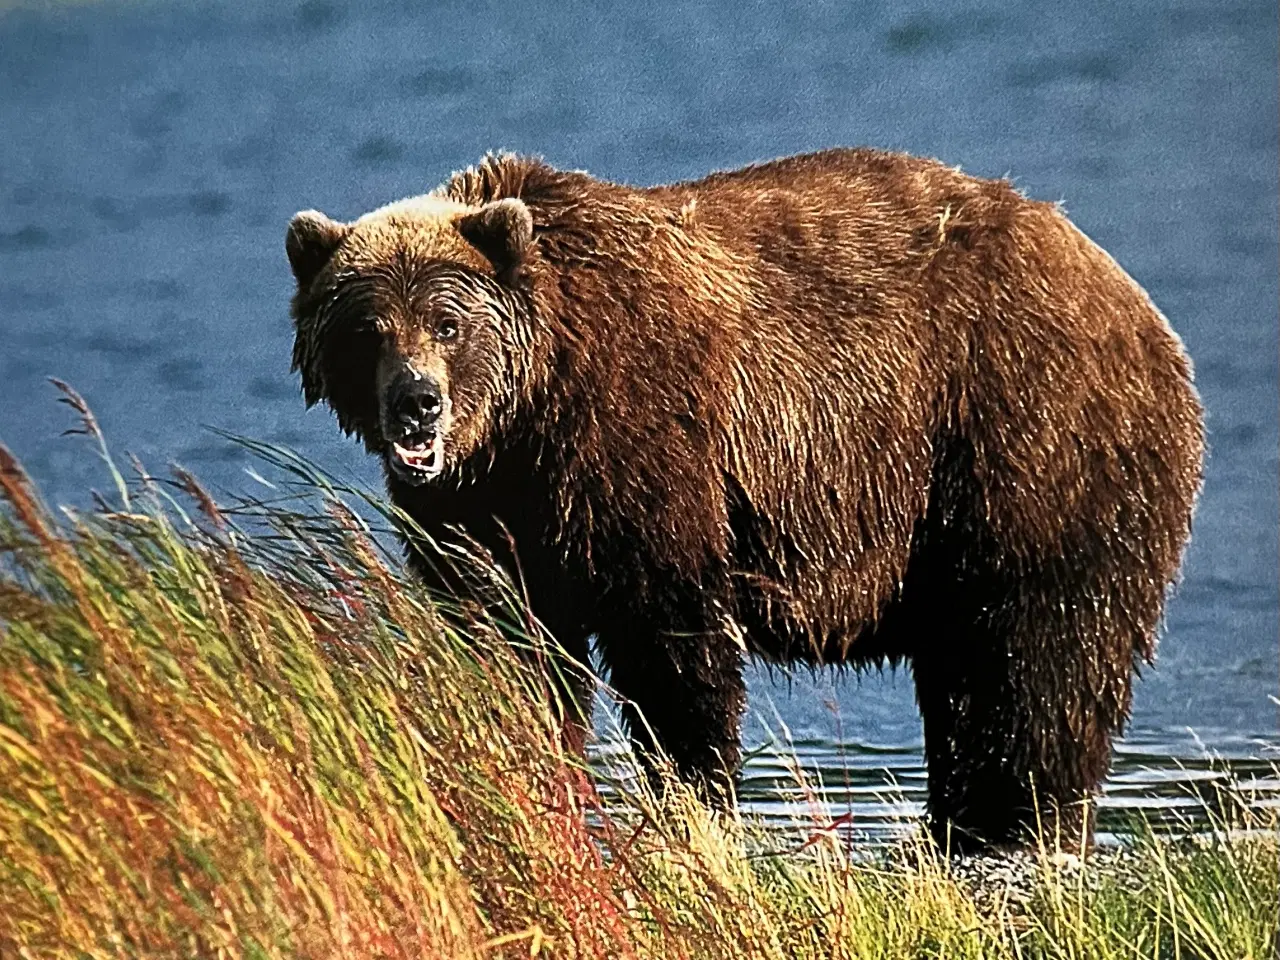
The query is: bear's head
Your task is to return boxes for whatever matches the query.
[285,195,535,485]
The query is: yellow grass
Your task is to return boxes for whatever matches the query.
[0,405,1274,958]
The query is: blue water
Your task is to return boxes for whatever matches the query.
[2,0,1276,837]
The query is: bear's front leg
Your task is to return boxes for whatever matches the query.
[602,617,747,804]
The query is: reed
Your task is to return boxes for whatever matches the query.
[0,398,1274,958]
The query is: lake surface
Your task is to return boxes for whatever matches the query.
[2,0,1277,838]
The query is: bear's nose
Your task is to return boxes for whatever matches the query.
[391,376,443,432]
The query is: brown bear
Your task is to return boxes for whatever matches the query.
[285,149,1204,853]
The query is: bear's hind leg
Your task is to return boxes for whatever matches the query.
[912,559,1137,854]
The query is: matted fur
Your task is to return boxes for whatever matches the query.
[287,149,1204,851]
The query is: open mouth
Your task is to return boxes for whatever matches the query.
[388,430,445,483]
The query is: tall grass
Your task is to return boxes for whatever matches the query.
[0,403,1275,958]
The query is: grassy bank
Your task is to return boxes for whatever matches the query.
[0,414,1275,958]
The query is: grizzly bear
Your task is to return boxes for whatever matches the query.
[285,149,1204,853]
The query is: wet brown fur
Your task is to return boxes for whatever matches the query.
[286,149,1204,852]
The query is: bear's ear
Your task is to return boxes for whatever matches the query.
[286,210,350,288]
[455,198,534,288]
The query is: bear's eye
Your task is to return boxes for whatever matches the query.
[435,319,458,342]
